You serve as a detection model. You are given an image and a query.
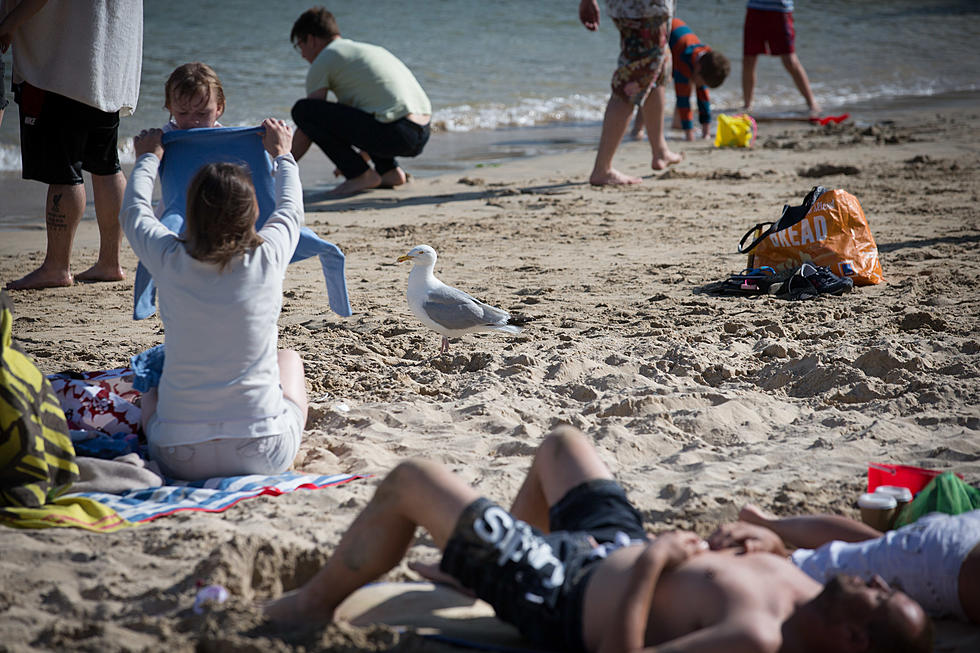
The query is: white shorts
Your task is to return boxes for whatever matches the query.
[147,399,304,481]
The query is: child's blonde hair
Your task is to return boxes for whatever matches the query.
[164,62,226,111]
[183,162,263,271]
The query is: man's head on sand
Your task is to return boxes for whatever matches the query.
[813,574,933,653]
[164,62,225,130]
[291,7,340,62]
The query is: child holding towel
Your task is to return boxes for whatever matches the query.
[122,119,308,480]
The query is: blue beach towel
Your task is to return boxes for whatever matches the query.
[132,126,352,320]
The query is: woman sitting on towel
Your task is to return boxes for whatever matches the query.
[122,119,308,480]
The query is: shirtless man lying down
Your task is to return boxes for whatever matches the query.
[265,426,932,653]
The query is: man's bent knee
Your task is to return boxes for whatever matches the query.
[291,99,318,130]
[378,459,447,499]
[541,425,589,455]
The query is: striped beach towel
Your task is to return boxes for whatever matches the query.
[64,471,364,523]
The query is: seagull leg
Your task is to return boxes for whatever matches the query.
[440,337,449,355]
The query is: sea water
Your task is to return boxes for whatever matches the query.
[1,0,978,195]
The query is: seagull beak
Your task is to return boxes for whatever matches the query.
[397,254,413,263]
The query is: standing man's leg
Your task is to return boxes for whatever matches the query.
[589,94,643,186]
[6,183,85,289]
[589,10,679,186]
[264,458,480,626]
[741,7,762,112]
[78,171,126,282]
[780,52,820,117]
[741,54,758,112]
[641,83,682,171]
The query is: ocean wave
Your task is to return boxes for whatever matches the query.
[0,81,977,172]
[431,93,608,132]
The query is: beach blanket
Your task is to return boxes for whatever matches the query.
[64,471,363,523]
[132,126,352,320]
[335,581,550,652]
[32,364,365,530]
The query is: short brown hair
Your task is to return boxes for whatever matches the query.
[698,50,730,88]
[183,162,263,271]
[291,7,340,46]
[867,610,934,653]
[164,62,225,112]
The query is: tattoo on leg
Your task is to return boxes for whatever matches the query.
[47,203,69,232]
[52,192,62,213]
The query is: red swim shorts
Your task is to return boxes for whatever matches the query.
[743,8,796,56]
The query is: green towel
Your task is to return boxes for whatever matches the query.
[894,472,980,528]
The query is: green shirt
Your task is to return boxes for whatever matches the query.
[305,38,431,123]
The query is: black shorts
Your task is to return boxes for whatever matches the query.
[440,479,646,652]
[14,82,121,185]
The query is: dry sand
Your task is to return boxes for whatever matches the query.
[1,103,979,651]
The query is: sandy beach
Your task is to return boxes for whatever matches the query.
[1,100,978,651]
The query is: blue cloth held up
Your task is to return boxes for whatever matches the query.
[132,126,352,320]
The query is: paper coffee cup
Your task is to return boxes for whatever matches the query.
[874,485,913,528]
[858,492,897,531]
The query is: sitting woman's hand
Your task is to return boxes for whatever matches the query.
[262,118,293,158]
[134,128,164,160]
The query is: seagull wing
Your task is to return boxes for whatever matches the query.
[422,285,510,331]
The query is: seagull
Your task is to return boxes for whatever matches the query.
[396,244,527,354]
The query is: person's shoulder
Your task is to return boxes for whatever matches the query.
[331,38,388,57]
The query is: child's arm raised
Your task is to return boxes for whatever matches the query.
[120,129,177,272]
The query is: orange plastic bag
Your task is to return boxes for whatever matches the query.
[738,186,884,285]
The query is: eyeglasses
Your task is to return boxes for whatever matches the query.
[293,39,304,52]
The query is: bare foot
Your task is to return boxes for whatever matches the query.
[75,263,125,283]
[651,149,683,171]
[629,127,646,141]
[589,168,642,186]
[326,169,383,197]
[738,503,773,526]
[379,167,408,189]
[5,265,73,290]
[263,589,333,628]
[808,105,822,120]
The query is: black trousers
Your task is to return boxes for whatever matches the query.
[292,99,430,178]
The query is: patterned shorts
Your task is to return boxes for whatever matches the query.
[611,14,672,106]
